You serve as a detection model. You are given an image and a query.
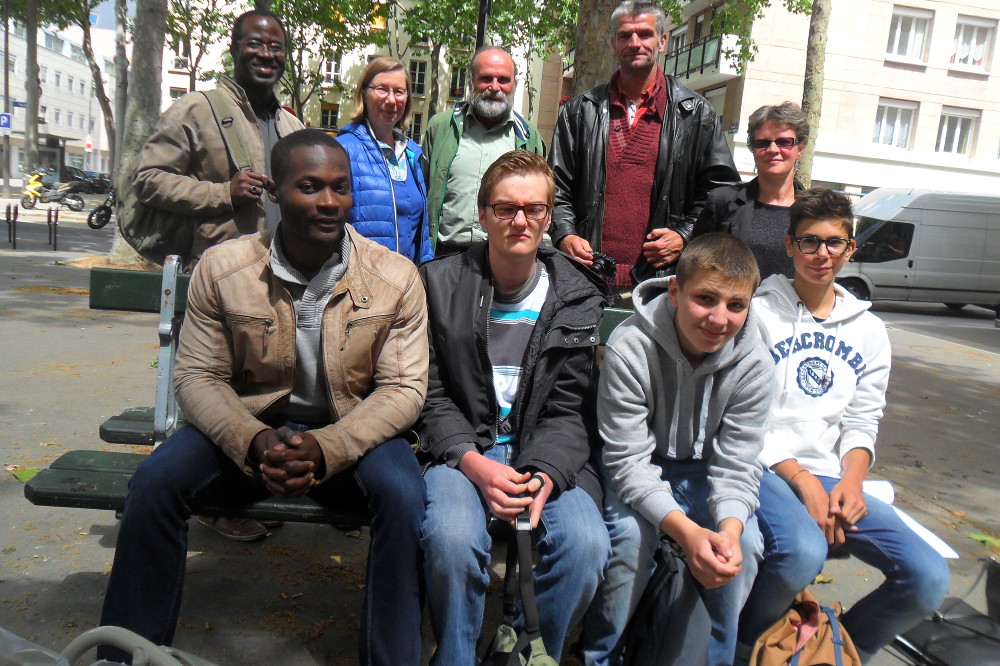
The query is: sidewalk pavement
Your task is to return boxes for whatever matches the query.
[0,248,997,664]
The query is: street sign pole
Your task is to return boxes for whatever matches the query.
[3,0,11,197]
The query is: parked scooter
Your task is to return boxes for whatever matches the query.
[20,169,86,211]
[87,187,116,229]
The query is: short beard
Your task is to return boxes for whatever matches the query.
[471,89,513,123]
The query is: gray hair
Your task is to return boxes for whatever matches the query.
[609,0,668,39]
[747,102,810,148]
[466,46,518,97]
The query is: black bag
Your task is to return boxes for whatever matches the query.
[118,89,253,266]
[618,538,711,666]
[477,513,558,666]
[892,558,1000,665]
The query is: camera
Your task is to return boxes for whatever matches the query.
[589,251,617,279]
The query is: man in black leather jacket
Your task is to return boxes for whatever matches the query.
[549,0,739,285]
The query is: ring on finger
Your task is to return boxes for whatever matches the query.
[250,186,260,195]
[529,473,545,491]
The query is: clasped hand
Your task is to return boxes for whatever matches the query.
[249,427,324,498]
[459,452,553,528]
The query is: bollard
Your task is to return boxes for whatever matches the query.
[6,203,16,249]
[52,207,58,252]
[47,207,53,244]
[5,204,10,243]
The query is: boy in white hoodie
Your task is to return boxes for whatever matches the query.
[581,234,774,666]
[739,188,949,660]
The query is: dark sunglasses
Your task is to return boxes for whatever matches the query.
[750,137,800,151]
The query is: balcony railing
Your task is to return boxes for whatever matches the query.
[662,34,722,79]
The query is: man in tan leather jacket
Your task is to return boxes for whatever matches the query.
[98,130,429,666]
[133,9,304,261]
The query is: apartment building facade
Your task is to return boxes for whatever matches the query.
[1,21,116,182]
[660,0,1000,195]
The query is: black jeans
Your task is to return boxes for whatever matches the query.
[98,424,426,664]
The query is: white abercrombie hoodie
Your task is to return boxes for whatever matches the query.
[754,275,891,479]
[599,276,775,531]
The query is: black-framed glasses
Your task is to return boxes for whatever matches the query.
[237,39,285,55]
[367,86,408,100]
[793,236,852,256]
[489,203,551,222]
[750,137,800,151]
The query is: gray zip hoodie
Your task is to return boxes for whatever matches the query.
[598,276,775,530]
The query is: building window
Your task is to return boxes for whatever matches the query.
[449,68,466,98]
[873,99,917,148]
[952,17,994,69]
[410,112,423,143]
[54,71,61,87]
[44,32,65,53]
[54,109,61,125]
[71,45,86,63]
[172,55,189,70]
[89,118,96,133]
[886,7,932,61]
[78,115,85,130]
[323,58,341,85]
[409,60,426,95]
[321,104,340,128]
[67,112,74,128]
[169,87,187,101]
[79,81,85,95]
[40,65,47,83]
[668,27,687,54]
[935,107,979,155]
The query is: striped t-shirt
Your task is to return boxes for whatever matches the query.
[489,262,549,444]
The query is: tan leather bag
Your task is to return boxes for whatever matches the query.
[749,589,863,666]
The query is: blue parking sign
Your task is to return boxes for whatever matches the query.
[0,113,10,129]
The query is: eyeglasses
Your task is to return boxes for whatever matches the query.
[237,39,285,55]
[793,236,852,256]
[489,203,551,222]
[367,86,408,100]
[750,137,800,151]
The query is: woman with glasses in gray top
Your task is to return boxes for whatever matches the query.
[693,102,808,280]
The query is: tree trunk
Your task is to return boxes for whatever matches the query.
[427,42,443,119]
[23,0,39,171]
[81,15,116,168]
[114,0,128,171]
[571,0,616,95]
[798,0,830,188]
[107,0,168,268]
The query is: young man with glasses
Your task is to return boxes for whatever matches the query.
[131,8,303,542]
[738,187,949,659]
[416,150,613,663]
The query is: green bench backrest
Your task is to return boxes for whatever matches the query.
[89,267,190,313]
[88,265,632,344]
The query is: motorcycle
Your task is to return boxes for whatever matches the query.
[20,169,86,211]
[87,187,117,229]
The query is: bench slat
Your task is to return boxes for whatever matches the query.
[89,267,189,313]
[25,452,369,528]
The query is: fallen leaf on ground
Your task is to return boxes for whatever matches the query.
[970,533,1000,549]
[813,573,835,584]
[7,466,40,483]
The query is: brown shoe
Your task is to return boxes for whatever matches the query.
[197,516,268,541]
[259,520,284,528]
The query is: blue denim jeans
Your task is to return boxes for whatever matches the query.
[421,443,610,664]
[98,424,426,665]
[581,460,763,666]
[742,471,950,655]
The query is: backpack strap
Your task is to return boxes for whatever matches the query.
[821,606,846,666]
[202,89,253,173]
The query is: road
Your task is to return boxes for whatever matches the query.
[0,234,997,664]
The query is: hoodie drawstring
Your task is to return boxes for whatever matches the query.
[693,373,714,459]
[668,359,682,458]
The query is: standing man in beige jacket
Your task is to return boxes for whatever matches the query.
[133,9,304,262]
[132,9,303,540]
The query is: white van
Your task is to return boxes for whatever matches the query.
[836,188,1000,311]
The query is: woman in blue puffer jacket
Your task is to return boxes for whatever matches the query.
[337,56,432,264]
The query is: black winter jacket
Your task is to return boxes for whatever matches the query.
[415,243,613,505]
[548,75,739,282]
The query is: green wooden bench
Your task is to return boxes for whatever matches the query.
[25,255,633,527]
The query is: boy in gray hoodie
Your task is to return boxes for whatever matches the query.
[582,234,775,666]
